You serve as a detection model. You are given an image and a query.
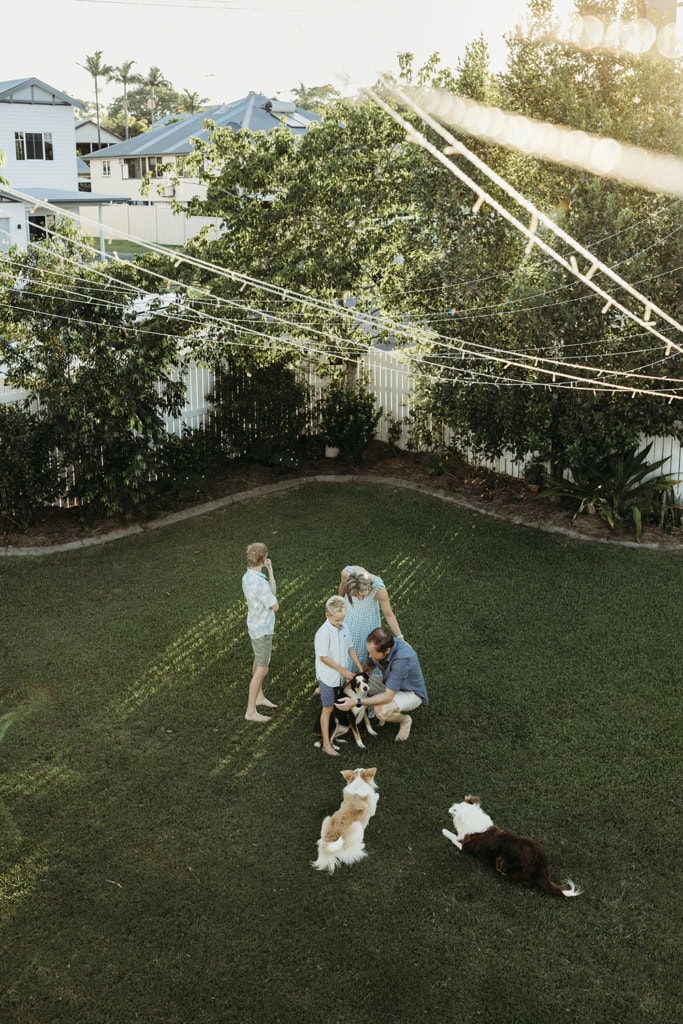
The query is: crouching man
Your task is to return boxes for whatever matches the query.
[335,627,428,742]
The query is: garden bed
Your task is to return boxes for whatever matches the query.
[3,441,682,550]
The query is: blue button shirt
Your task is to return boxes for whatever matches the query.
[380,638,428,705]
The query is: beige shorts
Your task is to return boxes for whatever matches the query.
[392,690,423,713]
[250,634,273,667]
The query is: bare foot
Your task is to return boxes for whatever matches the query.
[245,711,271,723]
[256,698,278,709]
[322,746,340,757]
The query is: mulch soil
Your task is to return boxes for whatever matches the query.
[3,441,683,551]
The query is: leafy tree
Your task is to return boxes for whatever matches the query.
[0,226,186,520]
[103,109,149,139]
[108,60,141,139]
[140,65,170,122]
[178,99,418,374]
[394,5,683,474]
[77,50,114,147]
[107,74,183,127]
[288,82,341,112]
[179,89,209,114]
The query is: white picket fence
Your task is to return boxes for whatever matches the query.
[3,347,683,500]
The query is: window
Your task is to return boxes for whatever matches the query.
[15,132,53,161]
[147,156,165,178]
[122,157,145,179]
[121,156,167,180]
[102,159,111,178]
[77,141,114,156]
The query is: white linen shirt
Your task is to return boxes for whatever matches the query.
[314,619,353,687]
[242,568,277,639]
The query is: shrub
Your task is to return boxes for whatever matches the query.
[540,443,680,541]
[318,377,382,465]
[210,357,310,471]
[156,426,225,504]
[0,405,62,531]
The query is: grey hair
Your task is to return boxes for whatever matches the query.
[345,569,374,603]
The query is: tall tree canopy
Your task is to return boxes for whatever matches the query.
[178,1,682,469]
[178,100,419,367]
[107,60,141,140]
[77,50,114,147]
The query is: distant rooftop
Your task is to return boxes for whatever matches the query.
[0,77,85,109]
[88,93,319,159]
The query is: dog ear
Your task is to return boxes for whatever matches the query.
[341,770,356,783]
[464,795,481,805]
[362,767,377,781]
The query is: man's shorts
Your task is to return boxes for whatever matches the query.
[250,634,273,667]
[393,690,423,713]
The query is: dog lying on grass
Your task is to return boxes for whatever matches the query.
[312,767,379,873]
[314,672,377,751]
[442,795,581,897]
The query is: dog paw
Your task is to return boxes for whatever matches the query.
[442,829,462,849]
[366,727,378,737]
[354,741,367,749]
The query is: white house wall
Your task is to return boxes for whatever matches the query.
[0,202,28,250]
[75,123,121,146]
[0,102,79,191]
[89,155,209,206]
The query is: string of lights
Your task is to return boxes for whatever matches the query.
[1,184,681,397]
[374,82,683,357]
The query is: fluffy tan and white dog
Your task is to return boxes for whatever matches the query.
[442,795,581,897]
[312,767,379,873]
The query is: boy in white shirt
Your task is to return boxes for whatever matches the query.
[314,595,364,756]
[242,542,279,723]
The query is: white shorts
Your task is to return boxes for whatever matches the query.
[392,690,423,713]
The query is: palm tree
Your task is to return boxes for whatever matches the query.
[141,66,169,124]
[289,81,340,111]
[108,60,141,140]
[180,89,209,115]
[77,50,114,148]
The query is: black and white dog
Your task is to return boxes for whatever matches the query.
[314,672,377,751]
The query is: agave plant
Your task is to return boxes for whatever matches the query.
[540,443,680,541]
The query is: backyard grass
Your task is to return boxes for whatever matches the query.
[1,481,681,1024]
[84,238,183,257]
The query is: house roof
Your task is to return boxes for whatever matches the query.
[75,119,123,140]
[0,186,129,206]
[88,93,320,160]
[0,77,86,109]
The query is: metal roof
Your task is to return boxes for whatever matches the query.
[0,186,129,206]
[0,78,86,109]
[88,93,320,159]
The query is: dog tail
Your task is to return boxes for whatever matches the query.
[311,837,345,873]
[539,867,582,897]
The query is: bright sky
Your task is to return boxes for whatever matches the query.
[7,0,575,108]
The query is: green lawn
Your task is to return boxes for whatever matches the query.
[84,238,183,257]
[1,482,681,1024]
